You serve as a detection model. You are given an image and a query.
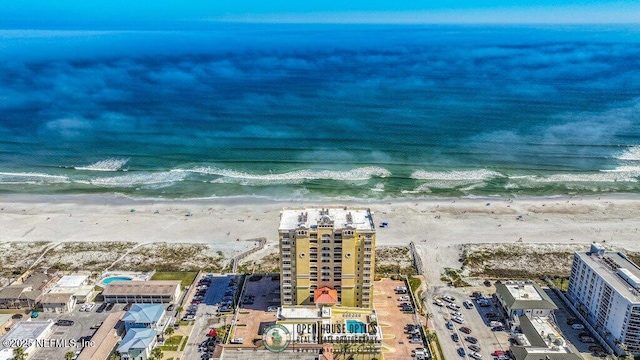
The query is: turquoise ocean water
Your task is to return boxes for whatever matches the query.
[0,25,639,199]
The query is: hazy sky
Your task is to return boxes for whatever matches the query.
[1,0,639,27]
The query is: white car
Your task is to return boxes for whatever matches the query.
[230,338,243,344]
[572,324,585,330]
[433,300,444,307]
[398,296,410,301]
[452,316,464,324]
[451,312,463,318]
[447,303,461,311]
[470,352,483,360]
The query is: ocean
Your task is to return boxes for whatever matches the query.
[0,24,639,200]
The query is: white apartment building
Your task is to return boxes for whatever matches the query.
[567,242,640,355]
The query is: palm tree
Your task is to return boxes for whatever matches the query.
[175,305,184,319]
[65,350,75,360]
[165,326,175,343]
[149,347,163,360]
[12,347,26,360]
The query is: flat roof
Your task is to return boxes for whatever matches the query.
[77,311,124,360]
[512,316,581,360]
[0,320,54,344]
[56,275,88,288]
[102,281,180,296]
[495,281,557,310]
[576,251,640,301]
[279,207,375,232]
[48,285,94,297]
[40,292,74,304]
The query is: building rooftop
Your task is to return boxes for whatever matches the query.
[102,281,180,296]
[122,304,165,324]
[576,245,640,301]
[117,328,156,353]
[40,292,74,304]
[314,287,338,305]
[495,281,557,310]
[77,311,124,360]
[279,207,375,232]
[55,275,88,288]
[511,316,581,360]
[0,320,54,345]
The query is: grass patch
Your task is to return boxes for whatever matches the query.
[428,331,445,360]
[164,335,183,346]
[158,345,178,351]
[179,337,188,351]
[408,275,422,293]
[151,272,198,289]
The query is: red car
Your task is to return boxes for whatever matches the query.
[460,327,472,334]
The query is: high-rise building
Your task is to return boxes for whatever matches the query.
[278,207,376,308]
[567,242,640,355]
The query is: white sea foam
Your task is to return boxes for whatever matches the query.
[616,146,640,161]
[75,158,129,171]
[370,183,385,192]
[529,167,640,183]
[177,166,391,185]
[0,172,69,184]
[410,169,503,181]
[401,183,432,194]
[87,171,187,188]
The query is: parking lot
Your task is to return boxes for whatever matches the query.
[373,278,428,360]
[183,274,237,360]
[29,304,120,360]
[425,285,509,360]
[231,274,280,347]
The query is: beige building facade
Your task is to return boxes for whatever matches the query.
[279,207,376,308]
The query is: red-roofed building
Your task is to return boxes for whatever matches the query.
[314,287,338,305]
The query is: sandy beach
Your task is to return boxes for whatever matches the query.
[1,194,639,284]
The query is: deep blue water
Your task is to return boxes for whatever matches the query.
[0,25,639,199]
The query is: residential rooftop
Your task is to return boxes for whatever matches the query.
[279,207,375,232]
[55,275,88,288]
[495,281,557,310]
[102,280,181,296]
[511,316,581,360]
[77,311,124,360]
[576,244,640,301]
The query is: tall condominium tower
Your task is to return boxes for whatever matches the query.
[278,207,376,308]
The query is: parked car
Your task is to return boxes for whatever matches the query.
[267,306,278,312]
[463,300,474,309]
[443,295,455,303]
[460,327,472,334]
[124,303,133,311]
[492,326,505,332]
[457,347,467,357]
[409,337,423,344]
[483,280,492,287]
[451,333,460,342]
[451,312,463,318]
[465,336,478,344]
[105,303,114,311]
[572,324,585,330]
[230,338,243,344]
[468,344,481,352]
[433,300,444,307]
[447,303,461,311]
[96,303,107,313]
[398,295,410,301]
[167,304,175,311]
[11,314,23,320]
[470,352,483,360]
[446,321,454,330]
[452,316,464,324]
[56,320,74,326]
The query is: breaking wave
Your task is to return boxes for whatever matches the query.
[616,146,640,161]
[83,171,188,188]
[176,166,392,185]
[410,169,503,181]
[75,158,129,171]
[0,172,69,184]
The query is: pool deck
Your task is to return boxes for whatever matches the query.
[98,271,153,287]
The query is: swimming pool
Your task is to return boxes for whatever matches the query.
[103,276,132,285]
[346,320,367,334]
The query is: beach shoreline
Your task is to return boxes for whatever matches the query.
[1,192,639,284]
